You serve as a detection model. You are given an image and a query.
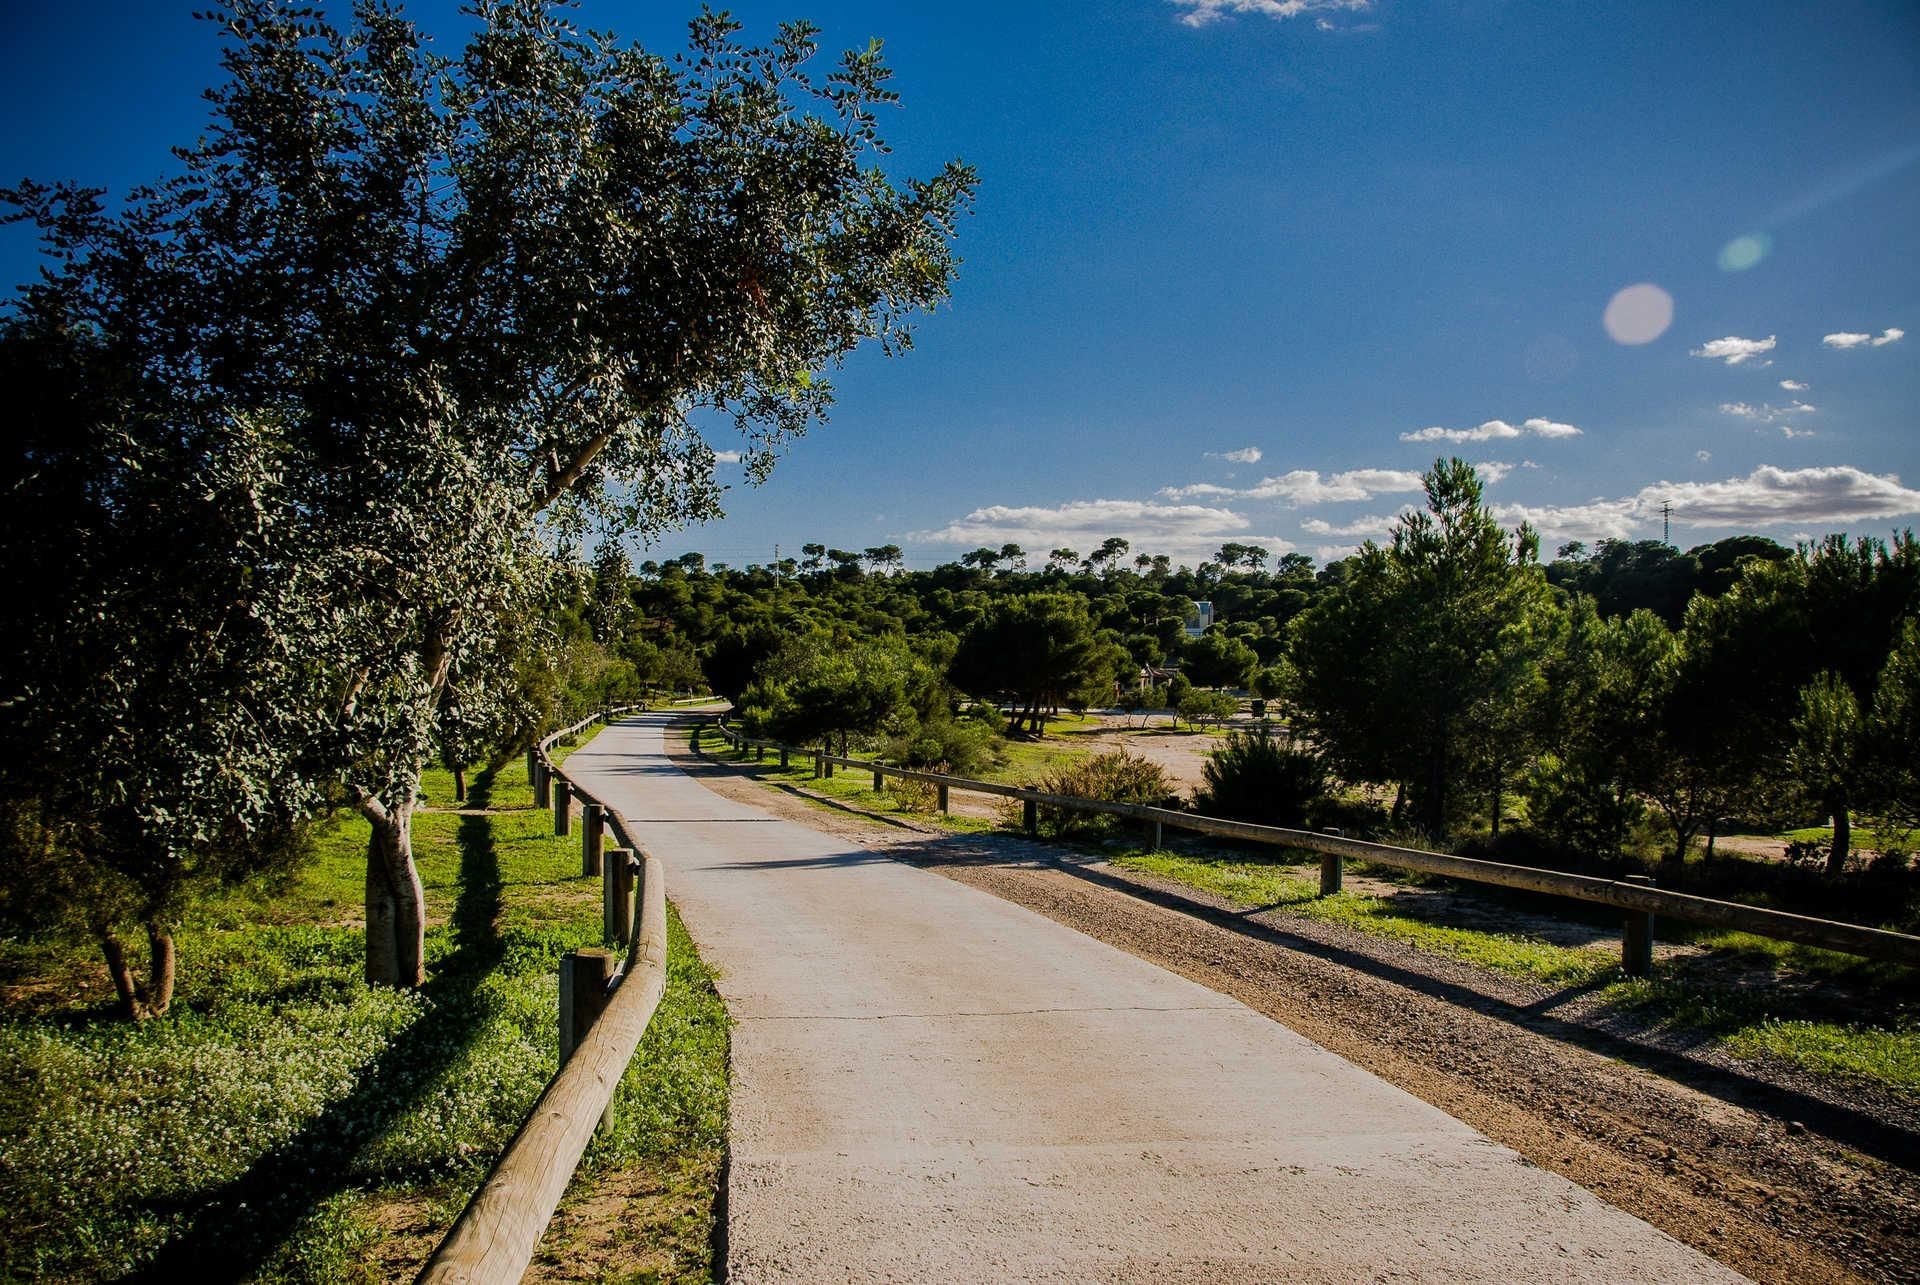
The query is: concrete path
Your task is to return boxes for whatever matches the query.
[566,715,1746,1283]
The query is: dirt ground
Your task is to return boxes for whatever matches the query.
[1052,712,1224,793]
[671,729,1919,1285]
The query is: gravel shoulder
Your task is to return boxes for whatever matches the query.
[670,727,1917,1285]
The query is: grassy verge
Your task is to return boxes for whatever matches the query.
[1110,848,1919,1098]
[1113,852,1620,987]
[1778,823,1919,850]
[0,739,728,1283]
[700,734,997,835]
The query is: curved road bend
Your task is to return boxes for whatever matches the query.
[566,714,1746,1284]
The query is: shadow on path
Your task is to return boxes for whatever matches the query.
[130,771,507,1282]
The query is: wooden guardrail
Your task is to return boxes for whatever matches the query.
[698,719,1920,974]
[419,706,662,1285]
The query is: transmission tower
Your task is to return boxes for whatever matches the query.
[1660,501,1673,546]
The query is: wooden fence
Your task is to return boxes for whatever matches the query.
[418,706,665,1285]
[699,720,1920,974]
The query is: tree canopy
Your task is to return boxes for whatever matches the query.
[3,0,975,989]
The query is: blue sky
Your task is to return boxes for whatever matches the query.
[4,0,1917,568]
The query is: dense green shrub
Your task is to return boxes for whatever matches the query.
[1521,752,1645,865]
[1195,730,1327,827]
[1177,689,1238,728]
[885,707,1002,778]
[1031,751,1179,838]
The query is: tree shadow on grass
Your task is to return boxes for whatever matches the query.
[129,770,507,1283]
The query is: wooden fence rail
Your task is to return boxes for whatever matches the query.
[419,706,664,1285]
[702,719,1920,973]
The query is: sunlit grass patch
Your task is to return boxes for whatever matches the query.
[1112,851,1615,986]
[1724,1019,1920,1092]
[1111,848,1920,1099]
[0,726,731,1281]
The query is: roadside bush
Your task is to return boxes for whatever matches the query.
[884,707,1002,778]
[1177,689,1237,728]
[1304,792,1390,837]
[1030,751,1179,838]
[884,775,940,813]
[1521,752,1644,865]
[1195,729,1327,828]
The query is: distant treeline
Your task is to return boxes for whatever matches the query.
[556,462,1919,902]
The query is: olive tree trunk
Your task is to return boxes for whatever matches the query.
[99,920,177,1020]
[362,788,427,988]
[1825,801,1852,877]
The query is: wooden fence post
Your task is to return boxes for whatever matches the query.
[553,780,571,837]
[558,948,616,1063]
[873,768,884,792]
[534,760,550,810]
[1023,799,1038,835]
[583,804,605,877]
[1151,819,1164,851]
[780,745,790,769]
[1623,873,1655,977]
[823,745,834,778]
[1319,828,1345,895]
[937,782,949,814]
[604,850,635,946]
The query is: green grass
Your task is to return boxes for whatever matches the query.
[987,735,1091,784]
[0,738,729,1283]
[1725,1019,1920,1088]
[1108,848,1920,1098]
[702,735,997,834]
[1112,851,1618,987]
[1779,823,1918,850]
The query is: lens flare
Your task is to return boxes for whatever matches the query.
[1718,233,1772,272]
[1602,283,1674,346]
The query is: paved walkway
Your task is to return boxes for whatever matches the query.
[566,715,1746,1283]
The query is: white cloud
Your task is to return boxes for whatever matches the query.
[1696,450,1712,463]
[1476,461,1515,484]
[1157,482,1238,499]
[1493,465,1920,540]
[1780,379,1809,391]
[1824,327,1903,349]
[712,450,743,464]
[1690,335,1777,365]
[1206,446,1264,464]
[1301,510,1410,538]
[1400,417,1581,444]
[908,497,1295,564]
[1720,400,1817,423]
[1781,426,1816,439]
[1524,418,1583,439]
[1315,544,1361,562]
[1171,0,1370,27]
[1161,467,1423,505]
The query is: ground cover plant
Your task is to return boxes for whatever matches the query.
[0,746,728,1282]
[1112,848,1920,1098]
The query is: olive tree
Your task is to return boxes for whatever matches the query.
[0,324,318,1017]
[6,1,974,986]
